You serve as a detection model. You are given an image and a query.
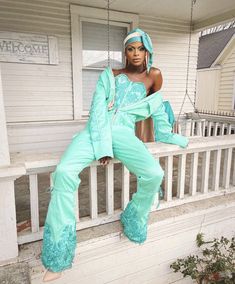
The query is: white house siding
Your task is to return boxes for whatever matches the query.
[218,48,235,111]
[195,67,221,111]
[0,0,73,123]
[139,15,199,115]
[0,0,199,154]
[7,120,86,155]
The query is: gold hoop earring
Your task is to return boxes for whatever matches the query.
[143,58,146,69]
[125,57,128,67]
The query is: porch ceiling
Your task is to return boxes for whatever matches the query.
[75,0,235,30]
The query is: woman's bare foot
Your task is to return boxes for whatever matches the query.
[43,270,62,282]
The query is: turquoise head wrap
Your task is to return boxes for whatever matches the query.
[124,28,153,73]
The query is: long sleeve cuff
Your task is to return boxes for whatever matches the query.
[93,139,114,161]
[157,133,189,148]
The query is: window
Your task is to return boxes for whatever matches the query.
[82,20,128,112]
[70,5,138,119]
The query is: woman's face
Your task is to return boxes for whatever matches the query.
[125,41,146,67]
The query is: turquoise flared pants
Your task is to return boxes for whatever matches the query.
[41,125,164,272]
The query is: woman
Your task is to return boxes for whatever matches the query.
[41,28,189,282]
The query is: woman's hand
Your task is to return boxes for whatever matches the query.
[99,156,112,166]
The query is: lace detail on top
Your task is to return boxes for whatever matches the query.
[114,74,146,108]
[120,201,149,244]
[41,222,77,272]
[109,74,147,129]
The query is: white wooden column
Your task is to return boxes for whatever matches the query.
[0,65,18,263]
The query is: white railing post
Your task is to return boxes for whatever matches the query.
[177,154,186,199]
[222,148,232,189]
[29,174,40,233]
[221,123,225,135]
[208,121,212,136]
[201,151,210,193]
[191,120,195,136]
[0,180,18,264]
[89,165,98,219]
[202,120,206,136]
[185,119,192,137]
[105,163,114,215]
[164,155,173,201]
[0,66,19,263]
[121,165,129,209]
[212,149,222,191]
[196,120,202,136]
[189,152,199,196]
[214,122,219,136]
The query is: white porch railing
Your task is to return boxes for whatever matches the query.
[3,134,234,246]
[183,112,235,137]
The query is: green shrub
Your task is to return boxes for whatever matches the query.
[170,233,235,283]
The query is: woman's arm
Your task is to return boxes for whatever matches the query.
[149,67,163,93]
[87,69,114,161]
[151,101,189,148]
[150,68,189,148]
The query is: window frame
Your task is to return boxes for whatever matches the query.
[80,18,130,115]
[70,4,139,119]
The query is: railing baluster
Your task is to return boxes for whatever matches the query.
[177,122,182,135]
[196,120,202,136]
[211,122,215,136]
[177,154,186,199]
[29,174,39,233]
[89,165,98,219]
[164,155,173,201]
[212,149,221,191]
[214,122,219,136]
[49,172,54,188]
[190,152,198,196]
[208,121,212,136]
[221,123,225,135]
[152,190,159,210]
[121,165,130,209]
[202,120,206,136]
[105,163,114,215]
[191,120,195,136]
[201,151,210,193]
[222,148,232,189]
[185,119,192,137]
[73,169,79,222]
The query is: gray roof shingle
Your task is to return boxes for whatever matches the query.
[197,27,235,69]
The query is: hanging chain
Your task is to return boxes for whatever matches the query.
[104,0,117,66]
[106,0,110,67]
[177,0,201,123]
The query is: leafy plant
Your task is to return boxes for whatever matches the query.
[170,233,235,283]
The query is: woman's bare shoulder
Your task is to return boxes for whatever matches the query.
[149,67,163,91]
[149,67,162,78]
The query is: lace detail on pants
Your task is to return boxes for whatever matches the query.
[41,222,77,272]
[120,201,148,244]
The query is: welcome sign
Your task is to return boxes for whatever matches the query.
[0,31,58,65]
